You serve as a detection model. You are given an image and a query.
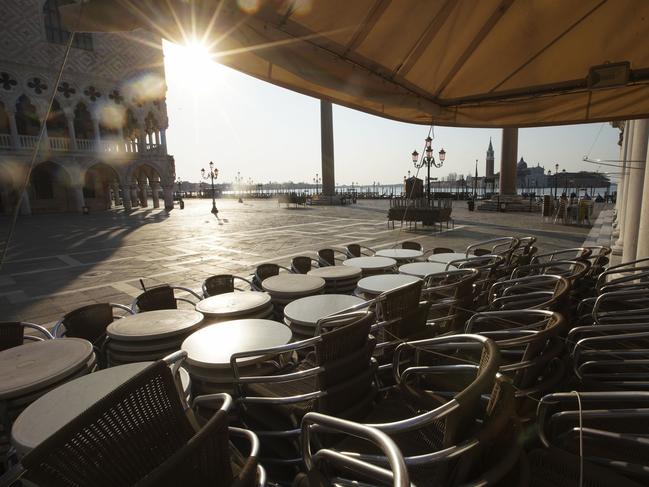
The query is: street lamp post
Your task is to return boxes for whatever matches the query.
[313,173,321,194]
[554,163,559,198]
[176,177,182,198]
[411,136,446,201]
[200,161,219,214]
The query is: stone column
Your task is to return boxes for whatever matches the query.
[7,110,20,149]
[71,183,85,213]
[613,120,635,255]
[138,181,148,207]
[320,100,335,197]
[163,184,174,210]
[0,186,11,215]
[19,190,31,216]
[120,183,132,211]
[65,110,78,151]
[622,119,648,262]
[92,116,101,151]
[151,181,161,208]
[112,182,120,206]
[612,124,629,238]
[130,184,139,207]
[498,128,518,196]
[635,137,649,259]
[138,122,147,152]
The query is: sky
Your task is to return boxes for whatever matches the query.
[162,40,621,186]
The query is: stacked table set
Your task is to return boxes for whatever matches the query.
[0,339,96,459]
[307,266,362,294]
[342,256,397,276]
[261,274,326,319]
[283,294,365,337]
[105,309,204,366]
[196,291,274,322]
[355,274,422,299]
[181,319,293,402]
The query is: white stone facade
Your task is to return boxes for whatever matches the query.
[0,0,176,215]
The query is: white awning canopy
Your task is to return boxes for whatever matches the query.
[61,0,649,127]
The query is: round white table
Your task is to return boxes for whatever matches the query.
[107,309,205,342]
[262,274,325,298]
[182,319,293,369]
[0,339,95,400]
[307,266,361,294]
[356,274,421,297]
[427,252,468,264]
[399,262,448,278]
[284,294,365,333]
[343,256,397,275]
[375,249,423,262]
[196,291,272,318]
[11,362,191,456]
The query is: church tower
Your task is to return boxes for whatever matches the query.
[486,138,495,177]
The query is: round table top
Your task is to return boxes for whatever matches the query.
[196,291,271,317]
[399,262,448,278]
[427,252,467,264]
[343,256,397,270]
[307,266,362,280]
[356,274,421,295]
[375,249,423,260]
[283,294,365,327]
[182,319,292,369]
[262,274,325,296]
[107,309,205,342]
[0,338,94,400]
[11,362,190,455]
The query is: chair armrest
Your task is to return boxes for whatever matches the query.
[302,412,410,487]
[172,286,202,301]
[192,392,233,412]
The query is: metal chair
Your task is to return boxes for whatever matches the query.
[132,284,202,313]
[466,237,520,264]
[251,263,292,291]
[0,322,53,352]
[401,241,422,251]
[316,248,347,267]
[421,268,479,333]
[53,303,132,343]
[16,358,263,487]
[298,412,410,487]
[531,247,592,264]
[345,244,376,258]
[202,274,253,297]
[291,256,320,274]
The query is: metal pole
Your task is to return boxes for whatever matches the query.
[427,163,431,202]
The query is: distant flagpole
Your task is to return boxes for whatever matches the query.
[474,159,478,198]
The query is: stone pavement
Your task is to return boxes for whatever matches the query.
[0,198,600,325]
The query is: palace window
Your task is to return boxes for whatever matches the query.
[43,0,93,51]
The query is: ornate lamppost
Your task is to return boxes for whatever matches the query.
[554,163,559,198]
[176,177,182,198]
[313,173,321,194]
[200,161,219,214]
[411,136,446,201]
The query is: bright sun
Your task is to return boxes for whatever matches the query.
[184,41,214,66]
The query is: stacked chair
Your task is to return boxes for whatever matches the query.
[9,238,649,487]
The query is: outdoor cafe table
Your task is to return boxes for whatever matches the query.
[355,274,421,299]
[181,319,292,399]
[262,274,326,318]
[0,339,95,404]
[11,362,191,457]
[283,294,365,336]
[343,256,397,276]
[196,291,273,321]
[398,262,448,278]
[106,309,204,365]
[307,266,361,294]
[375,248,423,262]
[427,252,467,264]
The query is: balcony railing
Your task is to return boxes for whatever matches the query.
[0,134,165,156]
[0,134,11,149]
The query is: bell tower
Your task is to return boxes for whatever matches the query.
[486,138,495,178]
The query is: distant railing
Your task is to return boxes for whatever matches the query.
[19,135,39,149]
[76,138,95,151]
[49,137,70,151]
[0,134,166,156]
[0,134,11,148]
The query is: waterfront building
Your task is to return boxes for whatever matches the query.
[0,0,175,215]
